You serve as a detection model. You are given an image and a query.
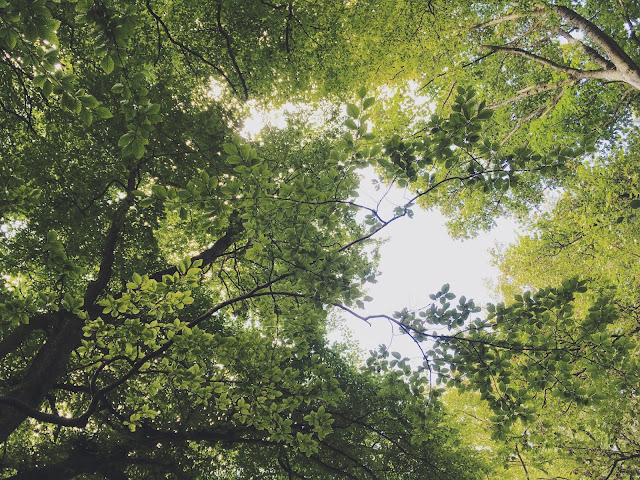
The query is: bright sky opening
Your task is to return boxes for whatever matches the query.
[238,96,520,360]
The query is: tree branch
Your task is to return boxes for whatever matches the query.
[471,9,546,30]
[83,169,137,307]
[0,314,51,361]
[603,453,640,480]
[553,27,615,70]
[489,78,576,109]
[149,211,243,281]
[499,88,565,147]
[515,443,531,480]
[285,1,293,55]
[216,0,249,101]
[600,87,637,130]
[0,168,138,441]
[553,5,638,72]
[145,0,240,97]
[0,311,85,441]
[13,279,300,429]
[480,44,614,81]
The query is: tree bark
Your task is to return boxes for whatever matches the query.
[0,313,83,442]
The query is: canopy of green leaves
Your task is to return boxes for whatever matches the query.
[1,0,640,478]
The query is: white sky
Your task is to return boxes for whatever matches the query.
[235,89,521,360]
[332,171,519,358]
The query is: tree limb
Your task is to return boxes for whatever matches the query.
[489,78,576,109]
[83,169,137,307]
[285,1,293,55]
[480,44,615,81]
[553,27,615,70]
[471,9,546,30]
[216,0,249,101]
[8,279,300,429]
[145,0,240,97]
[0,168,138,441]
[479,5,640,90]
[515,443,531,480]
[0,311,85,441]
[0,314,51,361]
[553,5,638,73]
[149,211,244,281]
[603,453,640,480]
[499,88,565,148]
[600,87,637,130]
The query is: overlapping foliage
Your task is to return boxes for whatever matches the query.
[1,0,640,479]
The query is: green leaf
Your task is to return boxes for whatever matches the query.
[357,86,367,99]
[118,132,135,147]
[79,108,93,126]
[5,30,17,49]
[100,55,115,74]
[363,97,375,110]
[94,107,113,119]
[346,103,360,119]
[151,185,167,198]
[42,80,53,98]
[145,103,161,115]
[79,94,100,109]
[131,138,146,159]
[33,75,47,88]
[111,83,124,94]
[476,109,494,120]
[344,118,358,130]
[75,0,92,12]
[61,93,81,113]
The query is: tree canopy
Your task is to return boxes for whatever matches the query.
[1,0,640,479]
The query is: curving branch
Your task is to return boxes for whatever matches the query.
[285,1,293,56]
[478,5,640,91]
[149,211,244,281]
[600,86,638,130]
[0,280,301,429]
[1,442,185,480]
[499,88,566,147]
[145,0,240,97]
[553,5,638,72]
[0,314,51,361]
[471,9,546,30]
[489,78,575,109]
[480,44,613,80]
[603,453,640,480]
[337,169,517,253]
[515,444,531,480]
[0,311,85,441]
[216,0,249,101]
[0,96,37,135]
[552,27,615,70]
[0,167,139,442]
[332,303,578,354]
[83,169,138,307]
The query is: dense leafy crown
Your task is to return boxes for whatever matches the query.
[1,0,640,479]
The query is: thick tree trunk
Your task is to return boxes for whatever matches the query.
[0,314,83,442]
